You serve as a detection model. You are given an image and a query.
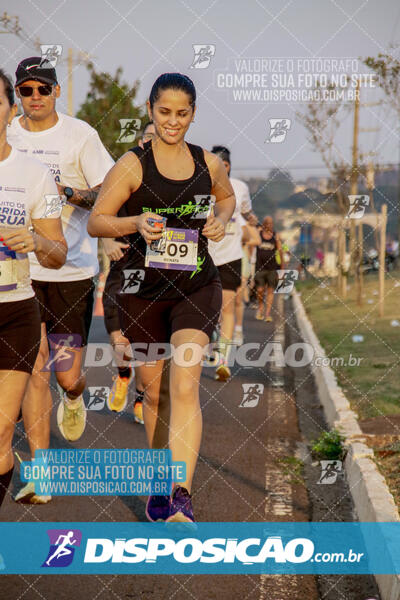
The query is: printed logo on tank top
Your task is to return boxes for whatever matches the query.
[260,241,275,250]
[142,195,214,219]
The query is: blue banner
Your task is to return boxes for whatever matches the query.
[0,522,399,574]
[19,449,186,497]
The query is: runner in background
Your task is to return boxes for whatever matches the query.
[8,57,113,503]
[234,216,260,344]
[102,122,156,423]
[0,69,66,510]
[254,215,284,322]
[88,73,235,523]
[208,146,258,379]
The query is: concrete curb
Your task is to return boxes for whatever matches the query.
[291,289,400,600]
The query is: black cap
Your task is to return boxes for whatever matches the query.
[15,56,58,87]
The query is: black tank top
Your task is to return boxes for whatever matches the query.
[256,230,278,271]
[121,141,218,300]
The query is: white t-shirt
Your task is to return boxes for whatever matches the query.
[8,112,114,281]
[0,148,59,302]
[208,177,252,266]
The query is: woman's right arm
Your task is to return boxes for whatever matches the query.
[87,152,142,239]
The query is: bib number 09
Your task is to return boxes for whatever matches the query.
[167,242,188,258]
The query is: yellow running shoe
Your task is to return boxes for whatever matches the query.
[133,399,144,424]
[57,396,87,441]
[107,376,130,413]
[215,357,231,381]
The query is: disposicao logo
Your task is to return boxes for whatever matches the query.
[42,529,82,568]
[83,536,314,564]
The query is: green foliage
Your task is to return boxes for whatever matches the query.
[276,456,305,486]
[76,63,144,160]
[311,429,346,460]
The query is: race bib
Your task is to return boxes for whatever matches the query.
[225,217,238,235]
[145,228,198,271]
[0,248,17,292]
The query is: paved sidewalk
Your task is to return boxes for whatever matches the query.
[0,297,379,599]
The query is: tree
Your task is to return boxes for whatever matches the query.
[296,83,351,215]
[364,49,400,240]
[296,82,352,295]
[76,63,144,160]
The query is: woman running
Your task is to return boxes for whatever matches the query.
[88,73,235,523]
[0,69,66,511]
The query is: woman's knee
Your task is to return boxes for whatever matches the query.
[171,377,199,404]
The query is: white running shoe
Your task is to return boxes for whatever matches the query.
[14,481,51,504]
[232,330,244,345]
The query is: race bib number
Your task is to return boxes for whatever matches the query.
[0,249,17,292]
[225,217,238,235]
[145,228,198,271]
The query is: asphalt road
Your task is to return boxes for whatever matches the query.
[1,296,380,600]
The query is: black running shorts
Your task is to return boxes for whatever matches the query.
[217,258,242,291]
[254,269,279,289]
[103,262,123,335]
[32,278,95,347]
[0,297,41,374]
[117,277,222,349]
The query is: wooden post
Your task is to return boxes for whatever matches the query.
[379,204,387,317]
[337,226,342,293]
[339,225,347,299]
[349,78,360,278]
[357,222,364,306]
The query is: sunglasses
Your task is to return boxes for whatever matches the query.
[18,84,53,97]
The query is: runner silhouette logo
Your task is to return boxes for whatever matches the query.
[317,460,343,485]
[240,383,264,408]
[275,270,298,294]
[39,45,63,68]
[192,194,215,218]
[265,119,291,143]
[117,119,141,144]
[42,529,82,568]
[346,195,369,219]
[190,45,216,69]
[121,269,145,294]
[43,194,67,218]
[42,334,82,372]
[87,387,109,410]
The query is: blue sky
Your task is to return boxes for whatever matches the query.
[1,0,399,180]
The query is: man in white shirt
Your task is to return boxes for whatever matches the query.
[208,146,259,380]
[8,57,114,502]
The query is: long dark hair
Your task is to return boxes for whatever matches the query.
[149,73,196,109]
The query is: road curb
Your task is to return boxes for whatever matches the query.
[291,289,400,600]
